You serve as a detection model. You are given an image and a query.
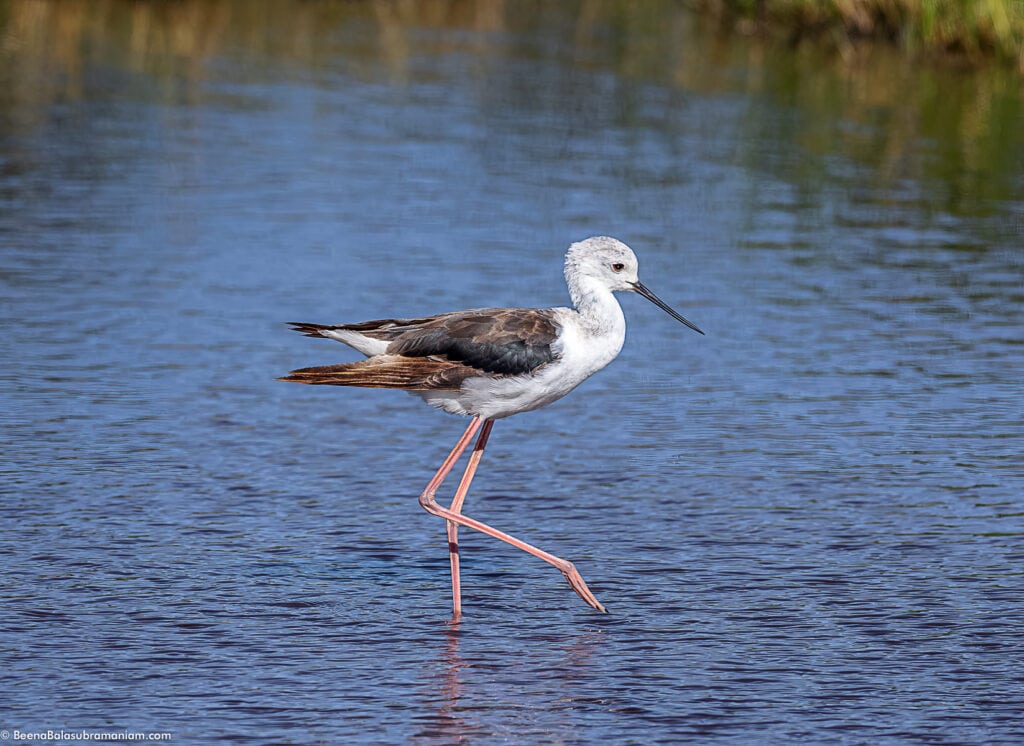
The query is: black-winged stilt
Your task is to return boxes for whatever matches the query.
[280,236,704,618]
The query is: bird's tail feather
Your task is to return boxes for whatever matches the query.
[277,355,469,390]
[287,322,339,338]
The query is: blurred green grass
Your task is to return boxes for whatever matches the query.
[695,0,1024,69]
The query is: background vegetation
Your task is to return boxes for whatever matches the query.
[694,0,1024,70]
[1,0,1020,218]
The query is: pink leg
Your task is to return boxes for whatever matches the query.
[420,419,607,614]
[447,419,494,620]
[421,416,483,618]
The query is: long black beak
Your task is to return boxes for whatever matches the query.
[630,281,705,336]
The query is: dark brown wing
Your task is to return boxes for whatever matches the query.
[277,355,477,390]
[387,308,559,375]
[282,308,559,387]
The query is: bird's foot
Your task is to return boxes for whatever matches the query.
[561,563,608,613]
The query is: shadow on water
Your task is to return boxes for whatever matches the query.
[2,0,1023,743]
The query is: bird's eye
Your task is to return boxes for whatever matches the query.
[611,263,625,272]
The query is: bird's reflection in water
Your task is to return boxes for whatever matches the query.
[437,622,468,726]
[556,629,604,683]
[413,620,607,742]
[411,621,481,743]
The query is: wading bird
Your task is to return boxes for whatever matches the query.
[279,236,703,618]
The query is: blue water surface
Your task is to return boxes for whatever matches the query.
[2,3,1023,744]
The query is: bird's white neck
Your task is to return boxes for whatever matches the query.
[568,273,626,339]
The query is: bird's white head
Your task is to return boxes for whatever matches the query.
[565,235,640,292]
[564,236,705,335]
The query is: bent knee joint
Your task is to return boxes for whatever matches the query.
[419,493,453,520]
